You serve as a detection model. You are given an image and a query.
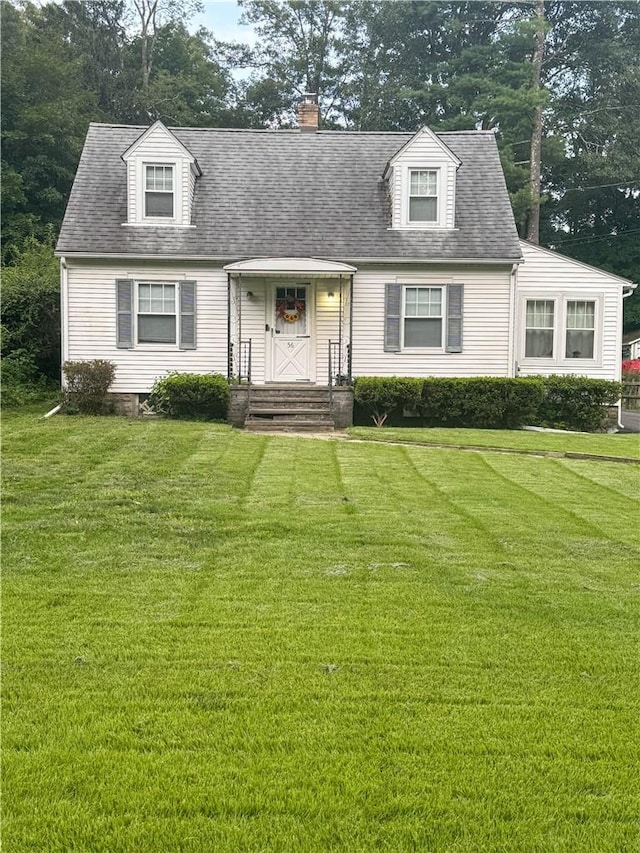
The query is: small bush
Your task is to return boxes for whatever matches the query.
[622,358,640,376]
[149,372,229,420]
[534,375,621,432]
[63,360,116,414]
[353,377,422,426]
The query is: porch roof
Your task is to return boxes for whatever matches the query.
[224,257,357,277]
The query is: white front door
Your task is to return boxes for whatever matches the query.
[270,285,312,381]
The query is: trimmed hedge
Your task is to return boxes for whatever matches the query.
[149,372,229,420]
[354,375,620,432]
[353,377,422,426]
[63,360,116,414]
[535,375,621,432]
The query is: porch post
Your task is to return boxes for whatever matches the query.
[226,272,232,380]
[348,273,354,380]
[338,274,344,380]
[237,273,242,382]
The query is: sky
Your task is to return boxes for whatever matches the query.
[191,1,256,44]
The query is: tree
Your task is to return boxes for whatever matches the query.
[1,1,98,258]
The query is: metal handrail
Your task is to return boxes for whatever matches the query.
[328,339,334,410]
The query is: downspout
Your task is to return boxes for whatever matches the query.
[507,263,518,377]
[226,272,232,380]
[60,256,69,386]
[348,273,354,380]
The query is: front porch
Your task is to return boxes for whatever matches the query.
[224,257,356,429]
[225,257,356,386]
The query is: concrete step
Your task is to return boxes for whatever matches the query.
[245,419,335,432]
[248,406,331,415]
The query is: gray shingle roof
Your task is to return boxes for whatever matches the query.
[56,124,522,262]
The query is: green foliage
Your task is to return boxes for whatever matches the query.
[1,350,53,407]
[149,372,230,420]
[62,360,116,414]
[534,375,622,432]
[353,376,422,426]
[355,375,618,432]
[421,377,544,429]
[1,239,61,380]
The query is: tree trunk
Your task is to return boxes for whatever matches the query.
[526,0,545,244]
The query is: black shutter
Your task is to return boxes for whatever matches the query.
[179,281,196,349]
[446,284,464,353]
[384,283,402,352]
[116,279,133,348]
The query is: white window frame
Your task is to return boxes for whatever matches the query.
[408,169,439,224]
[401,285,445,351]
[518,293,603,366]
[135,280,180,349]
[399,166,444,229]
[137,161,180,224]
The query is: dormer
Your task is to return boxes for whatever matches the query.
[121,121,201,227]
[383,126,460,231]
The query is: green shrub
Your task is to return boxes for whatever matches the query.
[421,377,544,428]
[1,239,60,381]
[534,375,621,432]
[63,360,116,414]
[2,350,53,406]
[353,377,423,426]
[149,372,229,421]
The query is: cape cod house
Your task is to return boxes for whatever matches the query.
[56,95,635,428]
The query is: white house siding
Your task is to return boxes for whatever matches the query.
[390,131,457,229]
[351,265,513,378]
[516,241,624,381]
[230,278,349,384]
[124,124,192,226]
[65,260,228,393]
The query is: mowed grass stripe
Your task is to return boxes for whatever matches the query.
[3,417,640,852]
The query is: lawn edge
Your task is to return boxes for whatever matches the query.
[345,434,640,464]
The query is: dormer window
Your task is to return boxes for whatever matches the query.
[409,169,438,223]
[145,165,174,218]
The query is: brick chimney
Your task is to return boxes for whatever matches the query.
[297,93,319,132]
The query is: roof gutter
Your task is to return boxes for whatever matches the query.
[56,251,524,266]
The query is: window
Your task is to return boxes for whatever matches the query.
[525,299,554,358]
[409,170,438,223]
[145,165,174,218]
[138,283,176,343]
[404,287,443,347]
[566,300,595,358]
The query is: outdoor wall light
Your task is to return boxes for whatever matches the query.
[328,291,335,301]
[246,291,254,299]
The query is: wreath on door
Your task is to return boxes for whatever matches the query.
[276,296,305,323]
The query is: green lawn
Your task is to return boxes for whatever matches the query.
[3,412,639,852]
[349,426,640,460]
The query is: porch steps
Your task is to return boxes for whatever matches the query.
[244,385,335,432]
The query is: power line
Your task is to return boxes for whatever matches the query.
[552,228,640,246]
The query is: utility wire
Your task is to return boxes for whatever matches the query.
[552,228,640,246]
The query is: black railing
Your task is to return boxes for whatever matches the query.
[239,339,252,382]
